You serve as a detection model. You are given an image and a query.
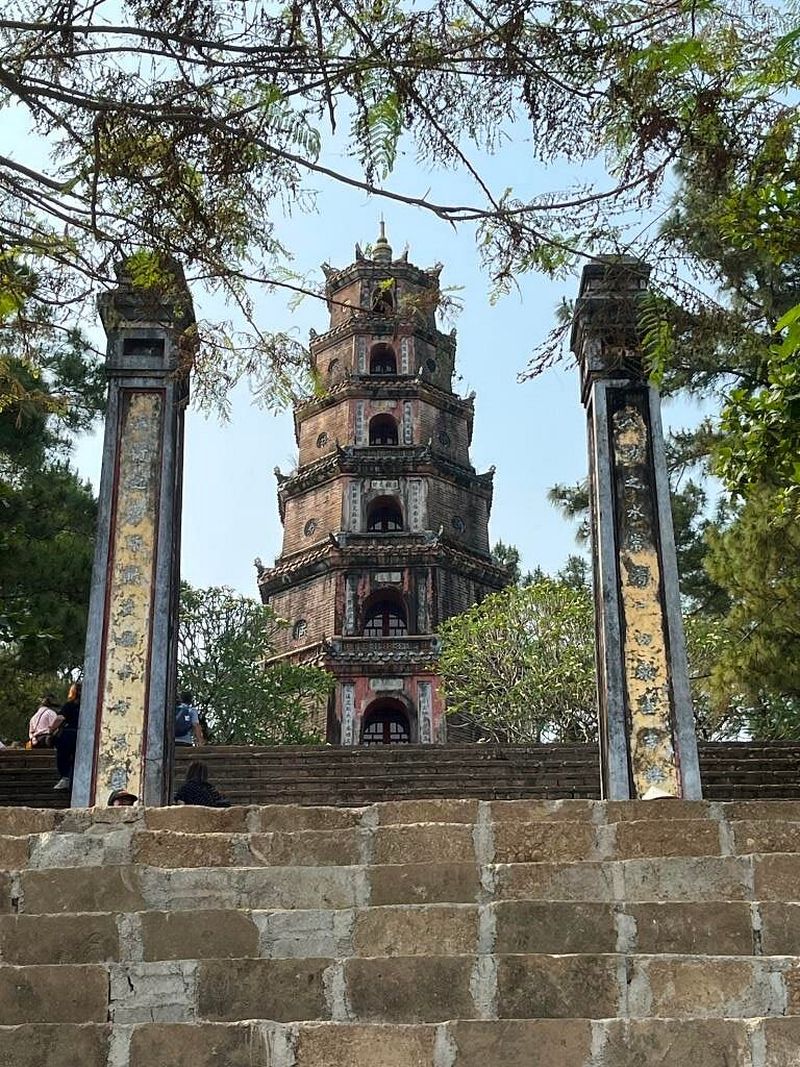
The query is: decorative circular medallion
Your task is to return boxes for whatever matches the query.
[452,515,466,533]
[426,358,437,373]
[303,519,318,536]
[316,431,328,448]
[292,619,307,640]
[438,430,451,447]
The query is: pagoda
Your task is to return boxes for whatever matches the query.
[257,226,507,744]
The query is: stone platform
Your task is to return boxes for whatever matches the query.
[1,798,800,1064]
[2,741,800,809]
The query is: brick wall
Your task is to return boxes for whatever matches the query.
[265,572,338,654]
[280,479,345,556]
[427,478,491,554]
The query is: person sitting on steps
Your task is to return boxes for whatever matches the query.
[173,761,229,807]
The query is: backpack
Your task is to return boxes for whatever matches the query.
[175,703,193,738]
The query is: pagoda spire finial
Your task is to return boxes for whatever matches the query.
[374,217,392,264]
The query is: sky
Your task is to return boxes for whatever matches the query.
[67,135,712,599]
[1,84,711,599]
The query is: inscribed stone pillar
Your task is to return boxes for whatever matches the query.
[571,258,702,800]
[72,262,194,807]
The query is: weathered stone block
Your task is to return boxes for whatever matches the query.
[612,820,721,859]
[448,1020,593,1067]
[731,820,800,855]
[140,864,362,912]
[246,830,360,867]
[492,821,597,864]
[27,828,134,868]
[754,855,800,901]
[369,864,479,906]
[294,1022,436,1066]
[491,861,617,902]
[133,830,236,867]
[21,865,145,913]
[248,805,364,833]
[255,908,354,960]
[0,836,29,869]
[0,1023,109,1067]
[0,964,108,1023]
[372,825,475,865]
[492,901,616,954]
[760,902,800,955]
[353,905,477,957]
[197,958,330,1022]
[129,1022,267,1067]
[724,801,800,822]
[603,801,713,822]
[489,800,595,823]
[0,913,119,964]
[635,958,783,1018]
[0,873,11,914]
[376,799,479,825]
[626,902,754,955]
[496,954,621,1019]
[599,1018,751,1066]
[142,909,258,961]
[145,807,250,834]
[0,810,57,836]
[346,956,474,1023]
[110,961,196,1023]
[762,1017,800,1066]
[621,856,752,902]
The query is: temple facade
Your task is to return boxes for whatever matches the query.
[257,227,507,744]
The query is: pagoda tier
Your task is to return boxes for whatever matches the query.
[258,226,507,745]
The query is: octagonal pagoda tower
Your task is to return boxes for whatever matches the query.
[258,227,507,744]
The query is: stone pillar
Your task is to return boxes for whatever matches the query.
[571,258,702,801]
[72,262,194,807]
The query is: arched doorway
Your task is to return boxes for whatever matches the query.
[369,413,398,446]
[362,590,408,637]
[369,343,397,375]
[366,495,403,532]
[361,699,412,745]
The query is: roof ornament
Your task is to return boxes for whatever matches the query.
[354,243,365,261]
[373,217,392,264]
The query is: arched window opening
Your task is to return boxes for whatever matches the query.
[361,700,411,745]
[369,414,398,446]
[370,344,397,376]
[367,496,403,532]
[362,597,407,638]
[372,281,395,315]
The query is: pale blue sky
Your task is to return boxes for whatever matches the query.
[6,95,711,596]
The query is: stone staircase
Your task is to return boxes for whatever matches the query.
[2,741,800,809]
[1,798,800,1065]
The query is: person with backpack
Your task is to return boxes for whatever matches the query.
[174,691,205,747]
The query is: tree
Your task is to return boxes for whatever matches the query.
[0,333,103,740]
[1,1,791,413]
[177,583,332,745]
[438,577,596,743]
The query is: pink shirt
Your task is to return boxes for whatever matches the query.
[29,706,58,742]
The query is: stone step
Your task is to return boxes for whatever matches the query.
[5,899,800,965]
[3,1017,800,1067]
[7,818,800,872]
[2,953,800,1028]
[4,853,800,913]
[3,739,800,809]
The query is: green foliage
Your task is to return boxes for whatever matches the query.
[0,347,100,740]
[177,583,332,745]
[438,578,597,743]
[704,489,800,713]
